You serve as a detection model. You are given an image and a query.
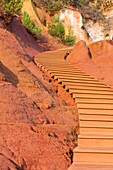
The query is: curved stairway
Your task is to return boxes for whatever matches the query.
[35,49,113,169]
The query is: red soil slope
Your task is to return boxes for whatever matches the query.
[0,19,78,169]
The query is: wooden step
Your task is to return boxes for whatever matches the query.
[68,163,113,170]
[50,72,94,79]
[38,52,68,56]
[80,126,113,135]
[78,108,113,114]
[37,57,65,60]
[37,55,65,58]
[46,68,87,73]
[37,61,66,64]
[44,66,82,71]
[39,63,71,68]
[62,81,108,88]
[36,49,69,56]
[80,119,113,127]
[37,53,69,58]
[76,98,113,103]
[36,61,72,66]
[69,86,113,92]
[79,113,113,120]
[58,78,104,85]
[54,75,98,82]
[48,70,90,76]
[77,102,113,109]
[37,51,69,56]
[78,134,113,147]
[41,66,82,72]
[73,93,113,99]
[51,74,95,82]
[39,65,83,73]
[73,147,113,164]
[36,50,113,168]
[71,89,113,95]
[65,85,111,92]
[37,52,69,56]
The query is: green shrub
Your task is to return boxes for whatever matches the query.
[48,17,65,40]
[33,0,74,14]
[63,34,75,46]
[45,0,63,14]
[22,11,41,38]
[0,0,22,22]
[48,16,75,46]
[75,0,105,23]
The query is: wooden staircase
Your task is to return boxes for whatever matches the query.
[35,49,113,169]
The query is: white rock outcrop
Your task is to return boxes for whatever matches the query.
[84,20,105,42]
[59,8,89,43]
[59,7,113,43]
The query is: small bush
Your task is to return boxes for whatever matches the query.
[75,0,105,23]
[48,17,65,40]
[0,0,22,22]
[48,16,75,46]
[33,0,74,14]
[63,34,75,46]
[22,11,41,38]
[45,0,63,14]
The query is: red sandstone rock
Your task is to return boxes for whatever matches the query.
[66,40,113,87]
[89,40,113,65]
[67,40,91,63]
[0,26,77,169]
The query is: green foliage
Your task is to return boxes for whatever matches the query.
[22,11,41,38]
[76,0,113,16]
[48,16,75,46]
[0,0,22,22]
[48,16,65,40]
[63,34,75,46]
[45,0,63,14]
[33,0,74,14]
[75,0,105,23]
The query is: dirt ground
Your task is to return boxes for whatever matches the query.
[0,17,78,170]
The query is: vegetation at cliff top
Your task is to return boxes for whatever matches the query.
[48,17,65,40]
[0,0,22,22]
[32,0,113,24]
[22,11,41,38]
[33,0,74,14]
